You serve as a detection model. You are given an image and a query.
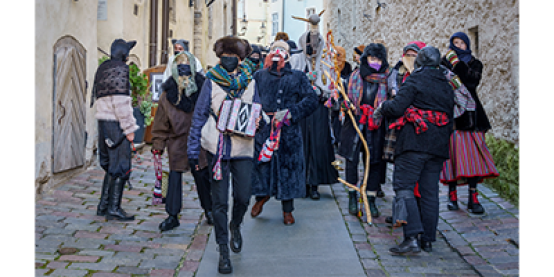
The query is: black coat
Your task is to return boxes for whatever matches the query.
[441,56,491,132]
[339,79,387,164]
[380,67,455,159]
[251,66,318,200]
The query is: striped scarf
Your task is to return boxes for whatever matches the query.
[347,69,389,115]
[206,63,253,98]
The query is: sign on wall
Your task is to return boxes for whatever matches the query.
[98,0,108,21]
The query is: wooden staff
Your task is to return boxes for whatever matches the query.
[322,30,372,225]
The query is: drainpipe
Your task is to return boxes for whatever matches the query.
[149,0,158,67]
[160,0,170,64]
[232,0,237,35]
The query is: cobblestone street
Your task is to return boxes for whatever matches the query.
[35,146,519,276]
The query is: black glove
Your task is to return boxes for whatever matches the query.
[189,158,199,171]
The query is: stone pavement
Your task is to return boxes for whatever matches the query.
[35,146,519,276]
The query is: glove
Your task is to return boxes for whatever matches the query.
[373,104,383,119]
[445,49,460,67]
[151,148,164,156]
[189,158,199,171]
[273,109,291,123]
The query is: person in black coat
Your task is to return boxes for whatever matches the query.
[440,32,498,214]
[376,46,455,254]
[338,43,390,218]
[250,40,318,225]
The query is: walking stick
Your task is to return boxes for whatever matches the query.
[322,30,372,225]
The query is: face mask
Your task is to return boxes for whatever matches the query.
[402,56,416,73]
[250,57,260,64]
[220,56,239,72]
[177,64,191,76]
[369,62,381,71]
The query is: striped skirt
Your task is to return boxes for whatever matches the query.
[440,131,499,185]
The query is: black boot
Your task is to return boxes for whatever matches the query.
[389,236,421,254]
[348,191,359,216]
[105,178,135,221]
[468,189,485,214]
[368,195,380,218]
[420,239,432,252]
[447,184,459,211]
[385,216,393,224]
[218,244,232,274]
[97,173,112,216]
[205,210,214,225]
[309,185,320,200]
[159,215,180,231]
[305,184,310,198]
[229,222,242,253]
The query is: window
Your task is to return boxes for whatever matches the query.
[169,0,176,23]
[468,26,479,58]
[133,4,139,16]
[272,12,279,36]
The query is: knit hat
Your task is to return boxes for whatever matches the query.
[213,36,252,60]
[403,41,426,56]
[172,39,190,52]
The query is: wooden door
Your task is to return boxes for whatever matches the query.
[52,36,87,173]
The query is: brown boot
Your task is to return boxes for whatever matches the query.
[251,196,270,217]
[283,212,295,225]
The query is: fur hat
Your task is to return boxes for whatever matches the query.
[274,32,289,42]
[362,43,389,69]
[213,36,252,60]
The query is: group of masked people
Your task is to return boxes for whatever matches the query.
[334,31,498,254]
[91,29,498,274]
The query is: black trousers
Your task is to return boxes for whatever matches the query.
[393,151,445,242]
[165,170,183,217]
[255,196,294,213]
[97,120,132,180]
[345,143,383,192]
[191,166,213,212]
[166,167,213,217]
[207,153,252,245]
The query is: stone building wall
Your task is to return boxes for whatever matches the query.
[323,0,519,144]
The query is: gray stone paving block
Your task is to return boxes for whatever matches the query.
[35,269,49,276]
[98,258,141,267]
[35,254,59,261]
[112,252,155,260]
[152,237,192,245]
[77,250,114,257]
[408,266,444,274]
[116,266,151,275]
[357,249,377,259]
[49,269,88,277]
[63,218,94,225]
[64,224,99,232]
[108,234,150,242]
[68,262,116,271]
[138,258,181,269]
[388,273,423,277]
[143,248,186,256]
[383,266,408,272]
[360,258,381,269]
[43,228,76,236]
[35,245,60,254]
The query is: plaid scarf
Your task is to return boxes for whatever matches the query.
[359,104,382,130]
[389,106,449,134]
[347,69,389,115]
[206,63,253,98]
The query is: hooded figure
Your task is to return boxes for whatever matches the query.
[440,32,498,215]
[151,51,213,231]
[163,39,204,82]
[376,46,455,254]
[289,16,338,200]
[339,43,390,218]
[250,40,318,225]
[246,44,264,73]
[92,38,138,222]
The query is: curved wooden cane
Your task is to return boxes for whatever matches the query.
[322,30,372,225]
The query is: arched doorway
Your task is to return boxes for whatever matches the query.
[52,36,87,173]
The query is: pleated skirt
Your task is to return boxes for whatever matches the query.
[440,131,499,185]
